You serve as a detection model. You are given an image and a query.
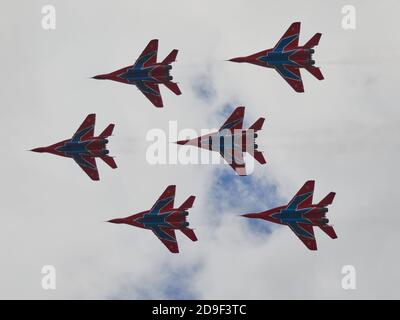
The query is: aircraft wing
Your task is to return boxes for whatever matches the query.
[151,226,179,253]
[136,80,164,108]
[288,222,317,250]
[133,39,158,69]
[273,22,300,52]
[73,155,99,181]
[287,180,314,210]
[220,147,246,176]
[148,185,176,215]
[274,65,304,93]
[71,114,95,142]
[219,106,245,132]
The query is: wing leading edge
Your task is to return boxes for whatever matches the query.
[73,155,99,181]
[274,65,304,93]
[136,80,164,108]
[288,222,317,250]
[149,185,176,215]
[151,226,179,253]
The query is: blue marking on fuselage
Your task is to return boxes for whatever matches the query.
[138,212,172,226]
[57,141,91,156]
[137,211,176,241]
[119,67,155,83]
[272,209,312,224]
[258,50,298,67]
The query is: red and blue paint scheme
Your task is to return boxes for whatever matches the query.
[242,181,337,250]
[93,39,181,108]
[31,114,117,181]
[229,22,324,92]
[176,106,267,176]
[108,185,197,253]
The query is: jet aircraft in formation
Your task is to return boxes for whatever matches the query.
[31,114,117,181]
[242,180,337,250]
[31,22,337,252]
[176,106,266,175]
[229,22,324,92]
[93,39,181,108]
[108,185,197,253]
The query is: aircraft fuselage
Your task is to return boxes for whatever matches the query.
[256,48,315,69]
[124,210,190,230]
[116,64,173,84]
[252,205,329,227]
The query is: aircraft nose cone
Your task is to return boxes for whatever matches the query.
[176,139,189,145]
[228,57,246,63]
[241,213,258,219]
[30,147,46,153]
[92,74,107,80]
[107,218,123,224]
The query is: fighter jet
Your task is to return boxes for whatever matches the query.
[242,181,337,250]
[229,22,324,92]
[108,185,197,253]
[93,39,181,108]
[31,114,116,181]
[176,106,266,176]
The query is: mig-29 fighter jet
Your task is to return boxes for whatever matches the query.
[93,39,181,108]
[108,185,197,253]
[242,180,337,250]
[176,106,266,176]
[229,22,324,92]
[31,114,116,181]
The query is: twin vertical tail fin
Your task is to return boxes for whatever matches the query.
[179,196,195,210]
[101,156,117,169]
[249,117,267,164]
[163,81,182,95]
[161,49,182,95]
[318,192,336,207]
[318,192,337,239]
[99,124,117,169]
[304,33,322,48]
[99,124,114,138]
[304,33,324,80]
[320,225,337,239]
[180,228,198,242]
[178,196,198,242]
[305,66,324,80]
[162,49,178,65]
[253,151,267,164]
[249,117,265,132]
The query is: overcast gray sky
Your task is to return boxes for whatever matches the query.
[0,0,399,299]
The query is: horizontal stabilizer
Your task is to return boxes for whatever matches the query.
[99,124,114,138]
[180,228,198,242]
[318,192,335,207]
[163,81,182,95]
[100,156,117,169]
[162,49,178,65]
[179,196,195,210]
[305,66,324,80]
[319,225,337,239]
[253,150,266,164]
[304,33,321,48]
[249,117,265,131]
